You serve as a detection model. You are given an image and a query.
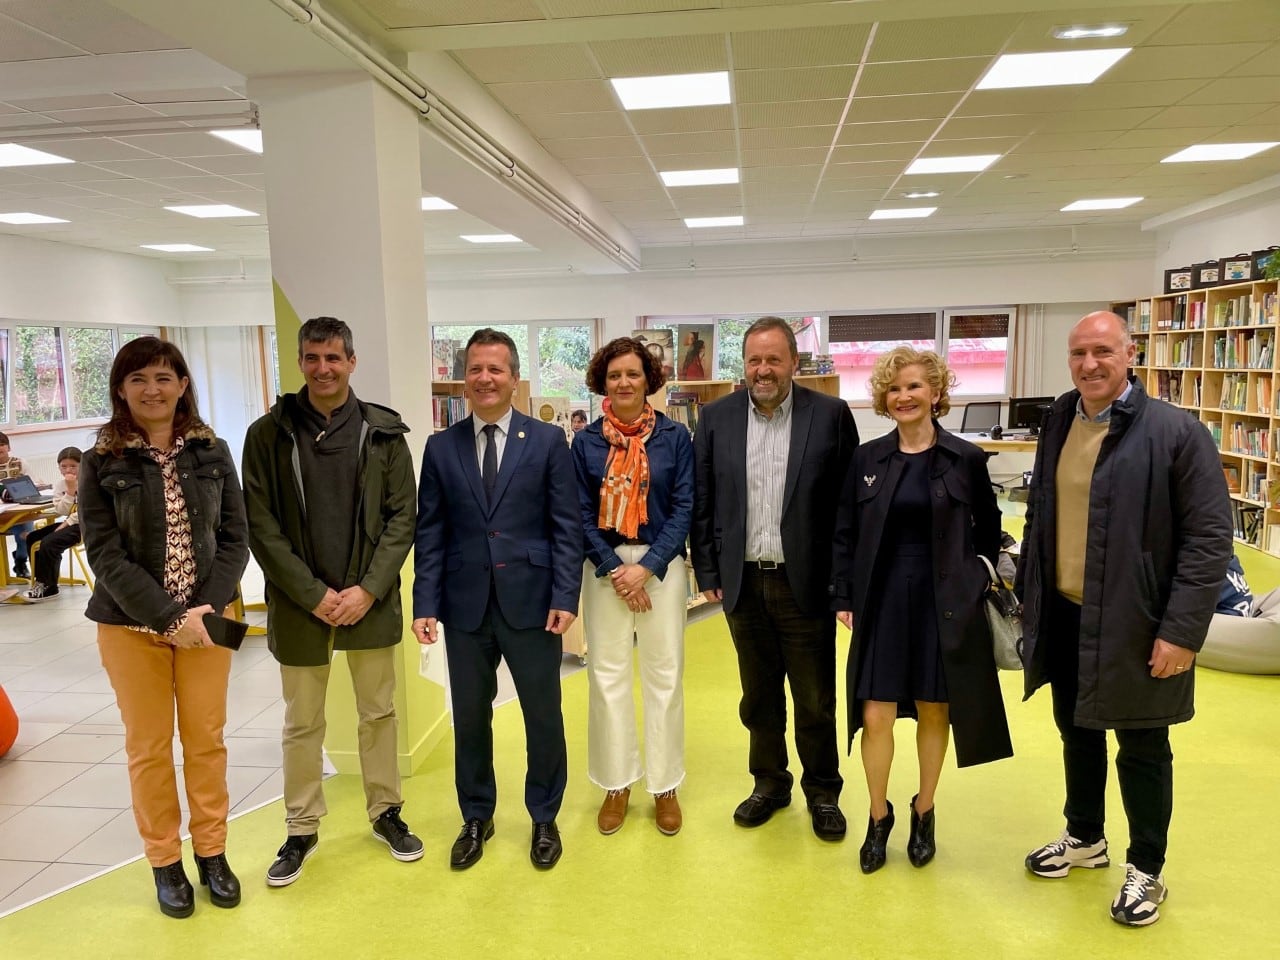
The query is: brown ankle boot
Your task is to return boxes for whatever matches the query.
[654,789,682,836]
[598,788,630,835]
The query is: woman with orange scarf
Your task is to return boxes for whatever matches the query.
[571,337,694,836]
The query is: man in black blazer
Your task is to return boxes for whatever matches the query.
[691,317,858,840]
[413,329,583,871]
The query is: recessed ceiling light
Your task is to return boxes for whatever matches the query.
[905,155,1001,175]
[461,234,522,243]
[660,168,739,187]
[684,216,744,228]
[869,207,937,220]
[1162,142,1279,163]
[140,243,214,252]
[1053,24,1128,40]
[0,212,68,224]
[209,129,263,153]
[165,204,259,218]
[0,144,74,168]
[1061,197,1143,211]
[903,191,940,199]
[421,196,458,210]
[976,48,1130,90]
[610,72,731,111]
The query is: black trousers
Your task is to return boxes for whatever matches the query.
[1048,594,1173,876]
[26,523,80,587]
[444,586,567,825]
[724,564,841,805]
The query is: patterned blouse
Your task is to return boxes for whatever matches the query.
[0,456,24,481]
[129,437,197,637]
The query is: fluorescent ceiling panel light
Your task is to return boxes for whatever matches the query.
[461,234,522,243]
[869,207,937,220]
[209,129,263,153]
[1053,25,1128,40]
[141,243,214,252]
[610,72,730,110]
[903,191,940,199]
[421,196,457,210]
[976,48,1130,89]
[1161,142,1279,163]
[905,155,1000,175]
[165,204,258,218]
[0,144,74,167]
[1060,197,1142,211]
[660,168,739,187]
[0,212,68,224]
[684,216,744,228]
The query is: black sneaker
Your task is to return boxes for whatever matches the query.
[13,553,29,579]
[24,582,58,602]
[266,834,318,887]
[372,806,424,862]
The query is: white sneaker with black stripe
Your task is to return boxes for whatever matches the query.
[1110,863,1167,926]
[1025,830,1110,878]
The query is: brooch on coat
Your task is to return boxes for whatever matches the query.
[864,475,876,487]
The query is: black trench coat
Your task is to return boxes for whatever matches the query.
[831,426,1013,767]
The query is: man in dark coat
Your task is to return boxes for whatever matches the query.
[1016,311,1231,927]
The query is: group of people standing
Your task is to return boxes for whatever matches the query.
[75,308,1229,930]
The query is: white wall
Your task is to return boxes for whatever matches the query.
[1151,194,1280,291]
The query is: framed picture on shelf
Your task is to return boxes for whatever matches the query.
[1163,266,1193,293]
[1193,260,1221,288]
[1219,254,1255,283]
[1252,246,1280,279]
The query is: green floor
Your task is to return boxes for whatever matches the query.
[1,609,1277,958]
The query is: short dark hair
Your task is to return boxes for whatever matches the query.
[586,337,666,396]
[465,328,521,379]
[743,316,797,359]
[571,409,588,423]
[56,446,82,464]
[0,431,8,446]
[298,316,354,358]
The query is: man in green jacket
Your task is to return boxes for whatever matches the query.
[242,316,421,887]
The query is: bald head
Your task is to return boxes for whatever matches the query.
[1069,310,1136,418]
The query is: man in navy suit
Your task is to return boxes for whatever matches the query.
[692,317,857,840]
[413,328,583,871]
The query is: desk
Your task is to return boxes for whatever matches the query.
[0,502,55,584]
[955,433,1038,454]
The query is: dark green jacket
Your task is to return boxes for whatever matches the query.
[242,392,415,666]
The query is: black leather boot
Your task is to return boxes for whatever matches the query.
[153,861,194,919]
[195,852,242,908]
[907,794,936,868]
[859,801,895,874]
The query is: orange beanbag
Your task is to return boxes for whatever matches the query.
[0,684,18,757]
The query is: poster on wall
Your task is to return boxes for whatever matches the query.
[632,328,674,381]
[530,395,573,443]
[674,324,714,381]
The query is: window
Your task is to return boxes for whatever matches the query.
[0,328,7,424]
[14,326,68,424]
[944,309,1012,396]
[647,315,821,384]
[65,327,116,419]
[829,312,938,402]
[431,321,596,401]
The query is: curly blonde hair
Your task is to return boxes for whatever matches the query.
[868,346,956,418]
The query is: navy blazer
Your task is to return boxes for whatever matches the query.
[413,409,583,633]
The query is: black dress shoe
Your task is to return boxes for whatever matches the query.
[194,852,241,908]
[450,818,494,870]
[809,802,847,841]
[530,821,562,870]
[907,795,936,868]
[153,861,194,919]
[859,801,895,874]
[733,792,791,828]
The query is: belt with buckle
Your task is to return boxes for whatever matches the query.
[748,560,784,571]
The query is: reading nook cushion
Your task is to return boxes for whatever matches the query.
[1198,587,1280,675]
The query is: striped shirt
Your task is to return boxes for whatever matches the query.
[744,386,793,563]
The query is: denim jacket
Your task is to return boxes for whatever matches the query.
[80,429,249,634]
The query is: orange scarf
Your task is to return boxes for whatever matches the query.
[598,399,655,538]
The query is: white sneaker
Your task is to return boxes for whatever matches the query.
[1025,830,1110,878]
[1110,863,1167,926]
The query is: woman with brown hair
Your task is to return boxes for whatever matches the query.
[79,336,249,918]
[571,337,694,836]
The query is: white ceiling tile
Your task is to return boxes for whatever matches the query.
[740,146,832,168]
[638,130,737,156]
[867,15,1013,61]
[123,88,246,105]
[452,44,598,84]
[1140,103,1272,127]
[6,94,131,112]
[1180,77,1280,106]
[740,126,835,151]
[731,25,872,70]
[1105,43,1270,83]
[1147,2,1280,46]
[737,67,858,104]
[830,142,922,164]
[848,93,963,123]
[0,14,86,61]
[491,79,617,115]
[857,58,989,98]
[590,34,728,76]
[562,155,656,176]
[539,136,644,159]
[176,154,263,176]
[936,114,1040,140]
[738,100,847,128]
[523,111,638,140]
[627,105,735,136]
[113,132,247,157]
[0,0,182,55]
[349,0,546,30]
[91,158,208,179]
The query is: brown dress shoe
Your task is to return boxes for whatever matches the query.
[597,788,630,835]
[654,789,682,836]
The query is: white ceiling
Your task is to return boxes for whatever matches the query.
[1,0,1278,268]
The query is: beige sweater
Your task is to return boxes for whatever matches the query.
[1055,416,1109,604]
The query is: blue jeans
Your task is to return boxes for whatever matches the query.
[9,521,33,563]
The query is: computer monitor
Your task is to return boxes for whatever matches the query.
[1008,396,1054,433]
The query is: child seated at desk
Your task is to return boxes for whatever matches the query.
[0,431,32,578]
[23,447,81,602]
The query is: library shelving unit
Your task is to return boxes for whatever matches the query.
[795,373,841,396]
[430,380,530,432]
[1115,277,1280,552]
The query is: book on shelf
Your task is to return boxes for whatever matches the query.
[431,394,467,430]
[666,390,703,436]
[1223,464,1241,493]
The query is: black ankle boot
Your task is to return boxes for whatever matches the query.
[195,852,241,908]
[153,861,194,918]
[907,794,936,868]
[859,801,895,874]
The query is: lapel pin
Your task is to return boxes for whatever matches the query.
[517,431,525,439]
[864,475,876,487]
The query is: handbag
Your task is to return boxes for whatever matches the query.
[978,555,1023,670]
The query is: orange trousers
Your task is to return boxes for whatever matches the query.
[97,624,233,867]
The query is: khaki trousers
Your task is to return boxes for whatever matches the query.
[97,624,233,867]
[280,644,401,835]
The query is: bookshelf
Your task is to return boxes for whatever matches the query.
[664,379,735,435]
[1119,277,1280,552]
[429,380,531,432]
